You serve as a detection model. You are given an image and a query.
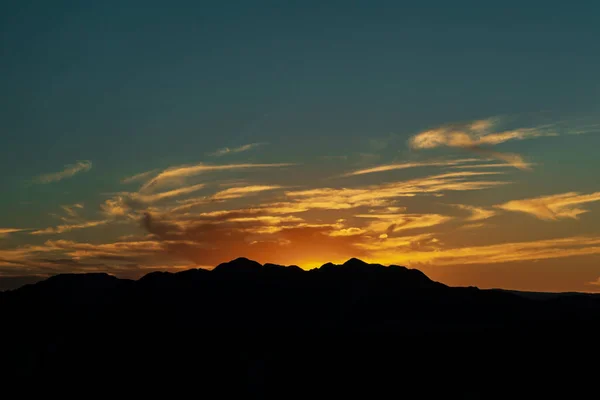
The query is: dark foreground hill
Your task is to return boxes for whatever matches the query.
[1,257,598,396]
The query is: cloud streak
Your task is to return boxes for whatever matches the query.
[121,170,159,184]
[496,191,600,220]
[208,142,267,157]
[30,220,110,235]
[342,159,481,177]
[355,213,452,234]
[140,162,293,192]
[451,204,497,221]
[0,228,28,238]
[35,160,92,183]
[282,171,508,212]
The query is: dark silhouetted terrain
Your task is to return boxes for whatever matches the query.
[1,258,597,397]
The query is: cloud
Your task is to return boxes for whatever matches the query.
[101,196,133,218]
[355,233,439,252]
[451,204,497,221]
[355,213,452,234]
[211,185,282,201]
[356,235,600,267]
[342,159,482,177]
[496,191,600,220]
[0,228,28,238]
[132,183,207,203]
[0,238,195,278]
[208,142,267,157]
[468,148,531,171]
[282,171,508,212]
[408,118,556,170]
[326,227,367,237]
[121,170,159,184]
[449,163,522,169]
[408,236,600,266]
[588,278,600,286]
[35,160,92,183]
[165,185,284,213]
[139,162,293,192]
[61,203,84,218]
[30,220,110,235]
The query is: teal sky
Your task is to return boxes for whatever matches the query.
[1,1,599,291]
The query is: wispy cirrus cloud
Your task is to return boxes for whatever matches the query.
[60,203,83,218]
[496,191,600,220]
[30,220,110,235]
[451,204,497,221]
[405,236,600,266]
[121,170,159,184]
[208,142,267,157]
[140,162,293,192]
[408,118,556,170]
[282,171,508,212]
[342,158,481,177]
[355,213,452,234]
[35,160,92,183]
[132,183,207,203]
[211,185,283,201]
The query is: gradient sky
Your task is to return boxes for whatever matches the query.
[1,1,599,292]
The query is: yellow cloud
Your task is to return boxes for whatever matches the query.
[343,158,481,177]
[327,227,367,237]
[283,171,508,212]
[140,162,293,192]
[496,191,600,220]
[354,233,436,251]
[408,118,555,169]
[355,213,452,233]
[30,220,110,235]
[451,204,496,221]
[211,185,282,200]
[121,170,159,184]
[101,197,131,218]
[35,160,92,183]
[132,183,206,203]
[362,236,600,267]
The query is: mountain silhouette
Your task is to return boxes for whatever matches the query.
[1,258,597,397]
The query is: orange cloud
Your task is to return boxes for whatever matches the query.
[0,228,29,238]
[496,191,600,220]
[327,227,367,237]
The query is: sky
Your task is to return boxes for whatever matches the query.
[1,1,599,292]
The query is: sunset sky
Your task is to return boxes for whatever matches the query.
[1,1,599,292]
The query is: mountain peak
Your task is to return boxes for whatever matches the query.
[213,257,263,273]
[343,258,368,267]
